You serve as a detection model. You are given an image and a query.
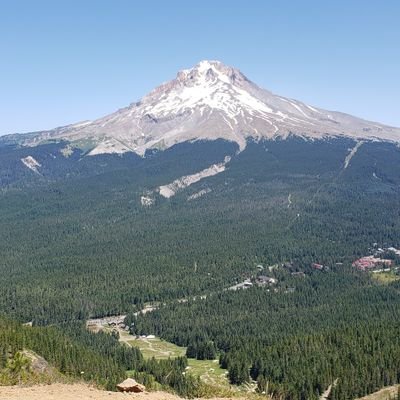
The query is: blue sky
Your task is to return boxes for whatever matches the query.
[1,0,399,135]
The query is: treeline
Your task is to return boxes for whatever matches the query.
[0,317,209,397]
[251,322,400,399]
[186,340,217,360]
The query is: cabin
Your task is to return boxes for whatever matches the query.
[257,275,277,285]
[311,263,324,270]
[388,247,400,256]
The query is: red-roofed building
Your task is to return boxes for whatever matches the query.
[352,256,393,271]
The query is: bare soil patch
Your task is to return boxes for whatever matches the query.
[0,383,180,400]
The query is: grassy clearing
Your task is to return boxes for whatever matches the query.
[128,337,233,390]
[128,337,186,360]
[92,320,238,395]
[89,323,259,397]
[186,358,228,388]
[371,272,400,285]
[357,385,400,400]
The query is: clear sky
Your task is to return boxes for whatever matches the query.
[1,0,399,135]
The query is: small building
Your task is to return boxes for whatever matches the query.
[388,247,400,256]
[311,263,324,270]
[257,276,277,285]
[227,279,253,291]
[352,256,393,271]
[291,271,306,277]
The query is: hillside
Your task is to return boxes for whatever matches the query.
[1,62,400,400]
[357,385,400,400]
[1,136,400,399]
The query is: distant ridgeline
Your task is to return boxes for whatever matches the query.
[0,137,400,398]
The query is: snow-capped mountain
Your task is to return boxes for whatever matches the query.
[4,60,400,155]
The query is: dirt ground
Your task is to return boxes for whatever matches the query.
[0,383,248,400]
[357,385,400,400]
[0,384,181,400]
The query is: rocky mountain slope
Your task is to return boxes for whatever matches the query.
[2,60,400,156]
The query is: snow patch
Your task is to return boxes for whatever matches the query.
[21,156,41,174]
[280,98,314,119]
[305,104,322,114]
[141,60,277,126]
[141,195,155,207]
[372,172,382,180]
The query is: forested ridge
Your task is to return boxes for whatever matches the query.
[129,266,400,399]
[0,316,211,397]
[1,137,400,398]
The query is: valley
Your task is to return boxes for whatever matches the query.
[124,333,230,389]
[1,136,400,399]
[1,60,400,400]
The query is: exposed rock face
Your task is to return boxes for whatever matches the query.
[116,378,145,393]
[158,156,230,198]
[21,350,52,375]
[21,156,41,174]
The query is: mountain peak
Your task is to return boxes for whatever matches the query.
[176,60,247,87]
[4,61,400,156]
[190,60,224,72]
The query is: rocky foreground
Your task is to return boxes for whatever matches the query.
[0,384,182,400]
[0,383,249,400]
